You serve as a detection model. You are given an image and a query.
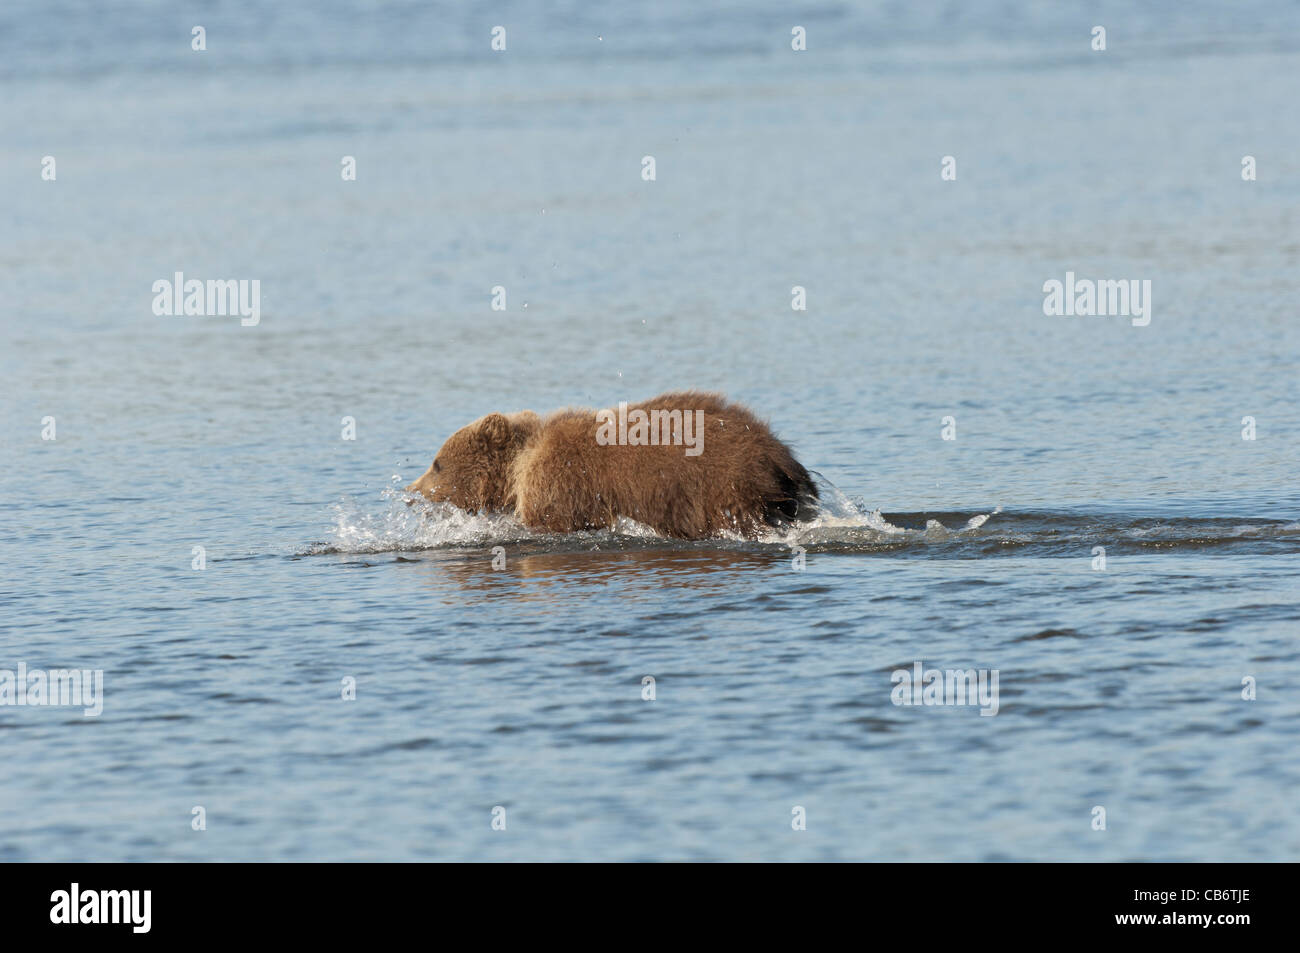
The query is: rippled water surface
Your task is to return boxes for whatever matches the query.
[2,1,1299,861]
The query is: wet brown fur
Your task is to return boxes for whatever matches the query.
[405,391,817,539]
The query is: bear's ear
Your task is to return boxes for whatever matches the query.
[478,412,511,448]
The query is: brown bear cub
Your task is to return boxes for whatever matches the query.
[406,391,818,539]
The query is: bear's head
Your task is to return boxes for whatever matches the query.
[406,411,539,512]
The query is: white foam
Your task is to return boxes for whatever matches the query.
[320,473,1002,553]
[325,487,534,553]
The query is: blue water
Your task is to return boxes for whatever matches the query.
[2,1,1298,861]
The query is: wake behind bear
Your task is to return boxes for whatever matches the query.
[406,391,818,539]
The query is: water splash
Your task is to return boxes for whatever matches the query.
[309,472,1001,554]
[306,472,1297,558]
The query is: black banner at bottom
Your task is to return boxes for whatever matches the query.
[0,862,1279,940]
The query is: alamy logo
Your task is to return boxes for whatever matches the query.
[890,661,999,716]
[596,402,705,456]
[1042,271,1151,326]
[50,883,151,933]
[0,663,103,716]
[152,272,261,326]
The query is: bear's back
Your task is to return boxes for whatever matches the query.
[510,392,816,538]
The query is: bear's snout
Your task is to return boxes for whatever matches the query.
[404,467,439,504]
